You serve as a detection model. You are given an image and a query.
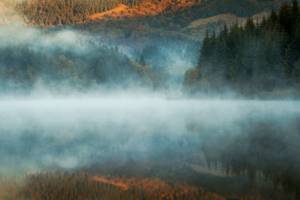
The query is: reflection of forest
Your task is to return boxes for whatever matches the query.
[202,119,300,199]
[0,106,298,200]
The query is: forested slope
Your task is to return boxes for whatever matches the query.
[184,1,300,97]
[0,29,157,93]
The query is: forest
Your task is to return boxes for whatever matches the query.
[17,0,140,25]
[0,27,161,93]
[185,0,300,96]
[5,172,214,200]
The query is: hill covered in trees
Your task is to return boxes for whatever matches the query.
[11,0,291,28]
[17,0,140,25]
[184,0,300,97]
[0,27,161,93]
[16,0,200,26]
[73,0,296,43]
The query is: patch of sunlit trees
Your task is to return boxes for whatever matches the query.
[18,172,208,200]
[17,0,140,25]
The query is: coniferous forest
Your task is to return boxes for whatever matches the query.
[185,1,300,96]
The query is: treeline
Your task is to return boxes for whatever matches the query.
[17,0,140,25]
[185,0,300,96]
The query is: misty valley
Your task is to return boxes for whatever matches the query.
[0,0,300,200]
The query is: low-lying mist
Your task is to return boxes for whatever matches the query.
[0,5,300,198]
[0,95,299,182]
[0,23,198,94]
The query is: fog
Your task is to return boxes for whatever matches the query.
[0,23,199,95]
[0,95,299,179]
[0,24,299,198]
[0,25,97,52]
[0,0,199,94]
[0,4,299,198]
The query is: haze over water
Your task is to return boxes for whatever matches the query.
[0,94,299,177]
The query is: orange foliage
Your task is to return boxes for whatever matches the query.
[88,0,199,21]
[18,172,226,200]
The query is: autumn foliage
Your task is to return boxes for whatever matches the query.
[17,0,140,25]
[17,172,225,200]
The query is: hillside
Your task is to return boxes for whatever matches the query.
[183,11,270,37]
[0,0,294,40]
[184,2,300,97]
[12,0,292,28]
[78,0,293,40]
[16,0,200,26]
[89,0,199,21]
